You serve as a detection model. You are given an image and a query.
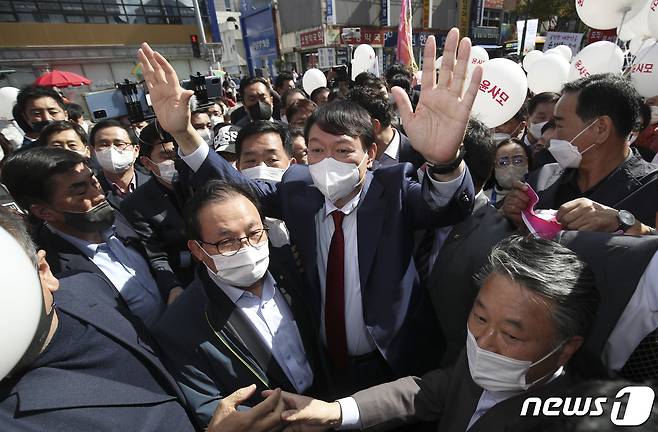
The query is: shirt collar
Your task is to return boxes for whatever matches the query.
[322,171,373,219]
[47,224,116,258]
[207,268,276,305]
[382,129,401,161]
[111,173,136,198]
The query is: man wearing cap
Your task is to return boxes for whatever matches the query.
[213,123,240,165]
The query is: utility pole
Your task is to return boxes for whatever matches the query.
[519,0,531,60]
[192,0,217,69]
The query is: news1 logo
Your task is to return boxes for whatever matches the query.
[520,386,655,426]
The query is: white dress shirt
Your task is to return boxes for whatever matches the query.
[372,129,401,170]
[604,250,658,371]
[208,269,314,393]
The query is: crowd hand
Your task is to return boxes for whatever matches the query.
[262,390,339,432]
[556,198,621,232]
[392,27,483,166]
[137,43,203,154]
[501,181,530,228]
[167,286,184,305]
[207,385,286,432]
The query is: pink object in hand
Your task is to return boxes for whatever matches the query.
[521,185,563,239]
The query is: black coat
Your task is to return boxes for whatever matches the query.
[98,168,150,212]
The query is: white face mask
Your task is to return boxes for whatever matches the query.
[495,165,528,189]
[211,116,223,127]
[493,132,511,144]
[199,241,270,288]
[154,159,177,184]
[548,119,599,169]
[308,155,367,203]
[241,163,287,182]
[650,105,658,125]
[265,217,290,247]
[95,147,135,174]
[466,327,565,392]
[527,121,548,139]
[198,128,213,147]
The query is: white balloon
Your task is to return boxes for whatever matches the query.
[0,87,19,121]
[471,58,528,128]
[435,56,443,69]
[470,46,490,66]
[554,45,574,61]
[568,41,625,81]
[527,54,570,93]
[620,0,653,39]
[302,68,327,95]
[0,228,43,380]
[353,44,376,63]
[631,42,658,97]
[629,36,656,55]
[576,0,645,30]
[650,0,658,39]
[351,56,372,81]
[522,50,543,71]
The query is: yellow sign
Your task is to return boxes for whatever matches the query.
[458,0,471,39]
[422,0,431,28]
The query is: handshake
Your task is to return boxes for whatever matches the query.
[209,385,342,432]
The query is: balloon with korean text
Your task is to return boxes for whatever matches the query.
[471,58,528,128]
[568,41,625,81]
[631,42,658,97]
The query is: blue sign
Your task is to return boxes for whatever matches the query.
[206,0,221,43]
[380,0,390,27]
[241,6,278,76]
[384,31,447,48]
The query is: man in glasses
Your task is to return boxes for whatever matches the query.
[153,180,324,429]
[89,119,149,211]
[121,121,192,305]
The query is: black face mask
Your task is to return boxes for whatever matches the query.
[61,201,116,233]
[31,120,53,134]
[247,101,272,121]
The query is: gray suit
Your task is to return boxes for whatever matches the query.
[351,352,574,432]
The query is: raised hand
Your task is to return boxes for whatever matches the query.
[392,27,483,165]
[207,385,286,432]
[137,43,202,154]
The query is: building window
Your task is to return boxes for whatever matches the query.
[0,0,209,24]
[482,8,501,28]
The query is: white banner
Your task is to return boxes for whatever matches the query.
[543,32,584,56]
[318,48,336,69]
[517,19,539,55]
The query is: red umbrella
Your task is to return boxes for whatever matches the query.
[34,70,91,88]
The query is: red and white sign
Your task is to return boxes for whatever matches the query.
[340,27,385,47]
[300,28,325,49]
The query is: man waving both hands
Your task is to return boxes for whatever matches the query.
[137,27,480,418]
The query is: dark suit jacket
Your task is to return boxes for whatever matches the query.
[98,168,150,212]
[0,272,196,432]
[398,131,425,170]
[427,193,517,367]
[530,149,658,226]
[230,105,247,124]
[120,177,194,291]
[34,212,173,301]
[153,249,326,427]
[187,149,474,376]
[352,351,575,432]
[557,231,658,379]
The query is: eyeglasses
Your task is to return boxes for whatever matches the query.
[199,228,269,257]
[95,140,134,151]
[496,155,527,167]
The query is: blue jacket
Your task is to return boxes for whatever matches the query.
[0,272,196,432]
[187,149,474,376]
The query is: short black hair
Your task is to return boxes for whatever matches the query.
[0,206,37,266]
[39,120,88,147]
[16,85,65,118]
[274,72,295,90]
[281,88,308,109]
[184,180,262,241]
[235,120,292,157]
[137,121,175,158]
[65,103,85,122]
[89,119,137,147]
[385,64,413,84]
[304,100,375,151]
[310,86,330,104]
[239,76,271,98]
[1,147,88,211]
[496,138,533,167]
[388,74,412,94]
[12,104,31,132]
[562,74,640,138]
[353,72,378,86]
[347,85,394,128]
[527,92,560,116]
[463,118,495,189]
[288,127,304,141]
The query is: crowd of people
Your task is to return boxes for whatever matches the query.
[1,27,658,431]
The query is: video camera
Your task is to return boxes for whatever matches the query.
[83,73,223,123]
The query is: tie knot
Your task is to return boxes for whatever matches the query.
[331,210,345,228]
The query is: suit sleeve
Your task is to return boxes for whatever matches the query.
[401,164,475,230]
[120,199,181,294]
[181,143,284,219]
[351,367,453,431]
